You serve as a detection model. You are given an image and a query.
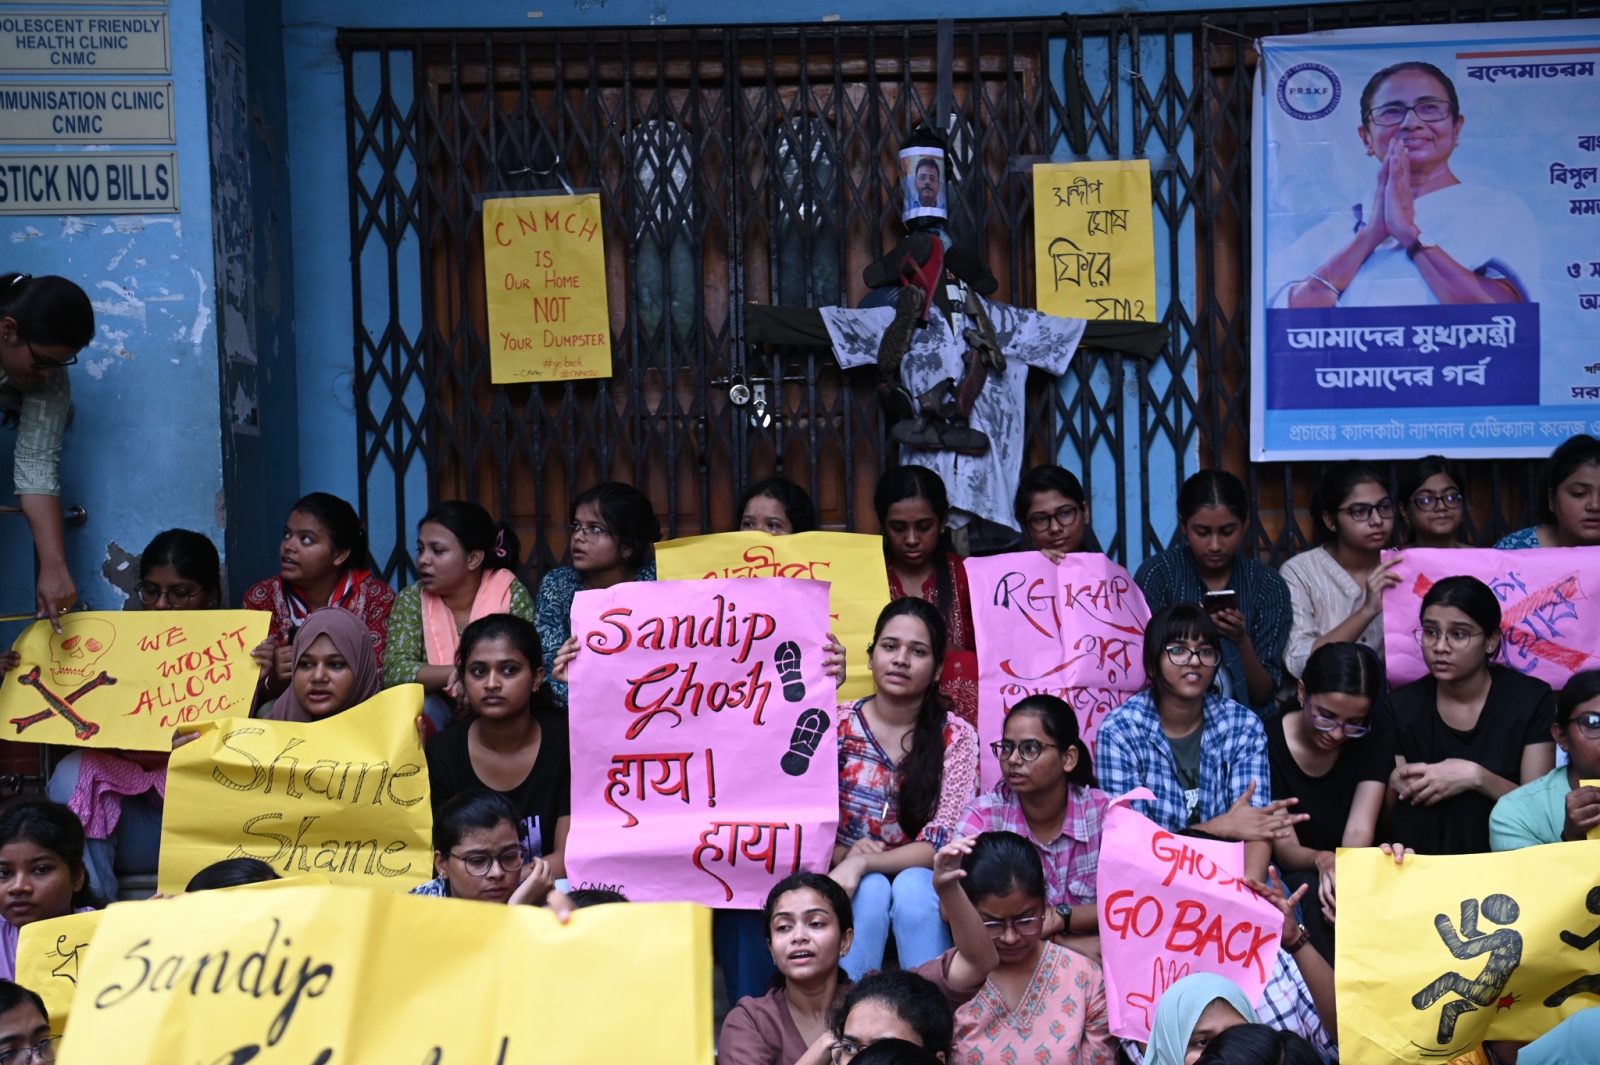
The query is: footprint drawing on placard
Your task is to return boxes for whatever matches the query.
[775,640,806,702]
[781,707,831,776]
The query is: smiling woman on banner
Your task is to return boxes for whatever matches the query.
[383,501,533,731]
[1490,669,1600,850]
[1388,576,1557,855]
[1274,61,1536,308]
[1094,605,1300,883]
[1398,456,1472,550]
[265,608,383,721]
[410,789,559,907]
[1494,434,1600,550]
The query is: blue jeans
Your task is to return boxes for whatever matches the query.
[843,867,952,981]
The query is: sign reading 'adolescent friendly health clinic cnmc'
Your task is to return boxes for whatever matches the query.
[1251,19,1600,460]
[0,9,170,72]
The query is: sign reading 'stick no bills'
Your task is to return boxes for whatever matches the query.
[0,152,177,214]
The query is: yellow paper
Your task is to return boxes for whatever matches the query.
[483,192,613,383]
[56,886,713,1065]
[15,910,100,1034]
[655,531,891,701]
[1032,160,1156,322]
[0,611,269,751]
[157,685,432,894]
[1336,841,1600,1062]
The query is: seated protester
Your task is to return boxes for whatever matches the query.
[383,501,533,732]
[427,615,569,878]
[245,492,394,700]
[831,970,958,1064]
[45,528,221,901]
[1095,604,1302,882]
[535,482,659,708]
[833,599,980,981]
[185,857,281,892]
[1398,455,1472,550]
[951,831,1115,1065]
[0,801,98,982]
[0,980,54,1064]
[1194,1025,1322,1065]
[1494,433,1600,549]
[958,694,1108,958]
[877,466,979,728]
[741,475,820,535]
[1490,669,1600,849]
[1015,465,1100,562]
[1279,462,1400,678]
[264,608,383,721]
[1143,974,1257,1065]
[1389,576,1557,855]
[411,789,558,906]
[1267,642,1388,963]
[1136,470,1291,712]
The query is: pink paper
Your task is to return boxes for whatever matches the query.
[1097,791,1283,1042]
[1382,546,1600,688]
[564,577,839,908]
[966,552,1150,788]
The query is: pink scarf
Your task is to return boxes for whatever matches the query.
[421,568,518,667]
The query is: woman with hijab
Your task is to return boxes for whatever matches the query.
[265,608,383,722]
[1145,974,1259,1065]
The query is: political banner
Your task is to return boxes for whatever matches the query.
[1251,20,1600,459]
[54,886,713,1065]
[1033,160,1158,323]
[656,530,891,701]
[0,610,268,751]
[482,192,613,383]
[1382,546,1600,687]
[564,578,838,908]
[157,685,432,894]
[966,552,1150,788]
[1096,791,1284,1042]
[1337,841,1600,1062]
[15,909,100,1034]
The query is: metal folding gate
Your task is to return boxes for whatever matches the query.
[339,2,1592,584]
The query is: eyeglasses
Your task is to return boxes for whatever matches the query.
[1414,625,1485,649]
[135,581,205,608]
[1364,99,1453,125]
[990,739,1060,762]
[24,340,77,371]
[830,1040,867,1065]
[1410,490,1463,511]
[448,847,525,877]
[1569,712,1600,738]
[981,914,1045,938]
[568,522,610,540]
[1306,704,1371,738]
[1336,500,1395,522]
[1026,504,1082,533]
[1164,644,1222,667]
[0,1037,60,1065]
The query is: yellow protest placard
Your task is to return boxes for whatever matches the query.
[1336,841,1600,1062]
[0,611,269,751]
[56,886,713,1065]
[655,531,891,701]
[157,685,432,894]
[15,910,100,1034]
[483,192,613,383]
[1033,160,1156,322]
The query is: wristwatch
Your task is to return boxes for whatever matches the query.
[1055,902,1074,934]
[1406,232,1437,260]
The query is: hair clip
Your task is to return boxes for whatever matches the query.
[4,273,31,291]
[494,528,508,558]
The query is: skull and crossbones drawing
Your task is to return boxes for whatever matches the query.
[7,620,120,741]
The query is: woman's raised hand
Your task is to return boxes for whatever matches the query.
[822,633,847,689]
[550,635,579,684]
[511,857,555,906]
[1362,555,1404,618]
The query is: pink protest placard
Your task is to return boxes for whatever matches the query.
[966,552,1150,788]
[1382,546,1600,688]
[564,577,840,908]
[1097,791,1283,1042]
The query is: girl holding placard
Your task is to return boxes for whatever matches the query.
[0,801,98,982]
[410,789,557,905]
[1014,465,1100,561]
[265,608,383,721]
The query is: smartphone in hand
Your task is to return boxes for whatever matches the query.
[1202,589,1238,615]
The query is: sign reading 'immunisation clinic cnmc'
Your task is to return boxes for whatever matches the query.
[1250,19,1600,460]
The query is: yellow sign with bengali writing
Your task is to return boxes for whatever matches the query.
[157,686,432,894]
[1336,841,1600,1063]
[483,192,613,383]
[1032,160,1156,322]
[55,887,713,1065]
[0,611,269,751]
[656,531,891,701]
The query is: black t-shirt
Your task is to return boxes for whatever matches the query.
[1387,667,1557,856]
[1266,711,1392,853]
[426,710,572,858]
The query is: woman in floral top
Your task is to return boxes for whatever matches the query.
[833,598,980,980]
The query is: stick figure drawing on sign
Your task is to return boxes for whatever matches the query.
[1412,894,1524,1044]
[1543,886,1600,1008]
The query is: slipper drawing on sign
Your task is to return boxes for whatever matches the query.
[781,707,831,776]
[775,641,806,702]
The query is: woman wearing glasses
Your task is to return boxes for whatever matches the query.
[1398,456,1471,549]
[1388,576,1556,855]
[0,273,93,629]
[1096,605,1301,882]
[1015,466,1098,562]
[1490,670,1600,850]
[1279,462,1400,679]
[534,482,659,708]
[1265,643,1388,963]
[1273,62,1535,308]
[411,789,559,905]
[957,695,1108,959]
[0,979,56,1065]
[1494,434,1600,550]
